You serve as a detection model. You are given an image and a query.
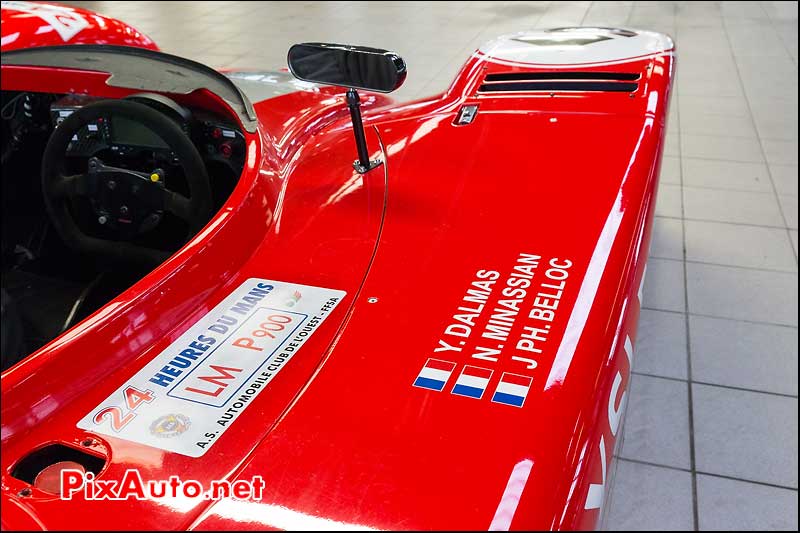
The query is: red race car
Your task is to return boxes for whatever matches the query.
[1,1,675,530]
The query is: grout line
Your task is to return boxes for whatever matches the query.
[667,25,699,527]
[631,371,799,399]
[617,458,800,492]
[662,153,767,164]
[721,15,799,265]
[578,1,594,26]
[679,184,781,196]
[663,182,797,196]
[760,1,799,68]
[640,306,799,329]
[675,37,700,527]
[647,256,799,275]
[617,456,691,472]
[655,214,793,231]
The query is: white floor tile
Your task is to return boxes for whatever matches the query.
[697,475,799,531]
[693,384,798,488]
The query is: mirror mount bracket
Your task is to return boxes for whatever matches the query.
[346,88,382,174]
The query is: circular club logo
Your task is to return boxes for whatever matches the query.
[149,414,190,438]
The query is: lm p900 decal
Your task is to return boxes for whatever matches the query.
[78,279,345,457]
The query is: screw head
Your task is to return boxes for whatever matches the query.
[107,180,116,190]
[119,205,129,216]
[97,215,108,225]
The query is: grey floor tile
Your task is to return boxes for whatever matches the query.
[683,187,785,226]
[693,383,798,487]
[634,309,688,380]
[779,194,798,229]
[686,262,798,326]
[749,97,799,127]
[620,375,691,469]
[770,164,799,197]
[761,1,800,20]
[763,139,799,166]
[690,315,798,395]
[697,474,799,531]
[643,258,686,313]
[753,113,799,141]
[650,217,683,260]
[679,112,758,138]
[679,94,750,117]
[603,460,694,531]
[655,184,683,218]
[681,158,772,193]
[685,219,797,271]
[659,156,681,185]
[664,133,680,157]
[681,134,765,162]
[677,76,745,98]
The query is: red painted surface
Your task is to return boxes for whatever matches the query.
[1,1,157,51]
[0,8,675,530]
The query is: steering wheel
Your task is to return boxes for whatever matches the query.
[41,99,212,265]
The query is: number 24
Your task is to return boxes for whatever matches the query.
[93,387,155,432]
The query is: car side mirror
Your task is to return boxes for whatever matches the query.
[287,43,406,93]
[287,43,407,173]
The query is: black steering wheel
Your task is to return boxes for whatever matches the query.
[41,99,212,265]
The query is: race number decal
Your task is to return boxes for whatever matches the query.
[77,279,345,457]
[1,2,90,42]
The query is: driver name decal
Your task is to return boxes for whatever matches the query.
[78,279,345,457]
[413,252,573,408]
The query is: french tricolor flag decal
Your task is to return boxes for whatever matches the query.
[413,358,456,392]
[492,373,533,407]
[451,365,493,399]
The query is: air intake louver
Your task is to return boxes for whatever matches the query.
[479,72,640,93]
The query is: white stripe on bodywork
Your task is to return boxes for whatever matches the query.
[1,31,20,47]
[638,265,647,303]
[608,372,626,437]
[545,112,654,390]
[624,336,634,367]
[478,51,674,70]
[584,436,607,510]
[545,201,624,389]
[489,459,534,531]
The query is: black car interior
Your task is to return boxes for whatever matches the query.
[1,87,246,371]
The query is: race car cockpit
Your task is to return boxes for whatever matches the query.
[1,46,255,370]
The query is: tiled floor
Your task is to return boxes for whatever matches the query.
[62,1,799,530]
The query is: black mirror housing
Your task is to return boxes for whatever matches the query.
[287,43,406,93]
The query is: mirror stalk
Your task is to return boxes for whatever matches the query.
[346,88,382,174]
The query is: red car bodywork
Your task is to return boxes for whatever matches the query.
[0,6,675,530]
[0,1,157,51]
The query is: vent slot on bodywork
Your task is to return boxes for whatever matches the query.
[479,71,640,93]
